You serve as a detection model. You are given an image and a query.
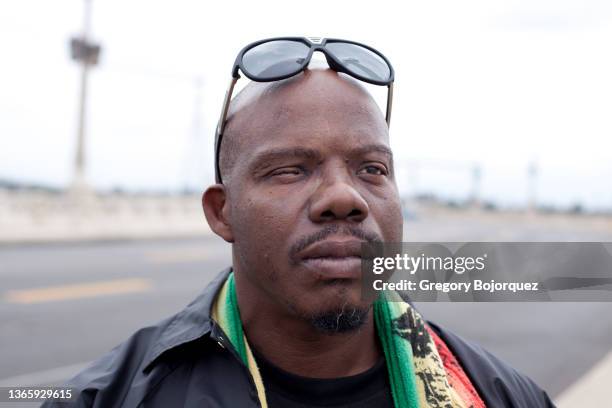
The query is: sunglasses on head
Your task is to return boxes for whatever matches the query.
[214,36,395,184]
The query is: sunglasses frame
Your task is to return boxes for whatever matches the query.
[214,36,395,184]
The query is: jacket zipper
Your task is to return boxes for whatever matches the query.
[210,321,262,407]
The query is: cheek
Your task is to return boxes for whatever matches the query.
[391,205,404,239]
[231,192,305,289]
[373,194,403,241]
[230,192,299,254]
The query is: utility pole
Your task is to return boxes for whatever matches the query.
[69,0,101,196]
[527,159,538,213]
[180,77,206,193]
[191,77,205,190]
[470,163,482,208]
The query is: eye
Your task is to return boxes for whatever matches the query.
[272,167,300,176]
[359,164,388,176]
[268,166,304,178]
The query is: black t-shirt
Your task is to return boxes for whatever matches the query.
[252,349,394,408]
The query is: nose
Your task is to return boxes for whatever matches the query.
[309,170,369,223]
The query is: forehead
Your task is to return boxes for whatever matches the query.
[249,108,389,165]
[232,74,390,157]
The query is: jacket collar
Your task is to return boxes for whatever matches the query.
[142,267,232,372]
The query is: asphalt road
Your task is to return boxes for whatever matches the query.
[0,236,231,381]
[1,212,612,405]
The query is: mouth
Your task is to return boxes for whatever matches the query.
[298,239,363,280]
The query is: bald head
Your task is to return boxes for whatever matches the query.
[202,67,403,336]
[218,68,388,185]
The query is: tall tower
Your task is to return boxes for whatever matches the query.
[69,0,101,196]
[470,164,482,208]
[527,159,538,213]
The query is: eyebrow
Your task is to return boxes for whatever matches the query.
[252,147,321,162]
[351,144,394,159]
[249,147,322,172]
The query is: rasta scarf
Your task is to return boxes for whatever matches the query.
[212,273,485,408]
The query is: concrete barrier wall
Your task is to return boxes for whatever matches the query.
[0,190,211,243]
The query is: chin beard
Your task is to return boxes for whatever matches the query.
[307,304,371,334]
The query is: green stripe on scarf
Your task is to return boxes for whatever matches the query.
[225,274,248,365]
[374,296,419,408]
[215,272,464,408]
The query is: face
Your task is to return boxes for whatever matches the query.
[214,71,403,331]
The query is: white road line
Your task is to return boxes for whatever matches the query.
[555,349,612,407]
[3,278,153,304]
[0,362,91,387]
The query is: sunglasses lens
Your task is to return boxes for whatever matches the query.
[242,40,310,79]
[325,42,391,83]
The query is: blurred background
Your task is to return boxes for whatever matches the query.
[1,0,611,406]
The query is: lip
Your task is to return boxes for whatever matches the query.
[298,239,363,280]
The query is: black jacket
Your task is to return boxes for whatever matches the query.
[44,268,555,408]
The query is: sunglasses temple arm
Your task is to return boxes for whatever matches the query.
[216,77,239,137]
[214,77,239,183]
[385,82,394,127]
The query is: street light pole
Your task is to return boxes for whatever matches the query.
[527,159,539,213]
[70,0,101,195]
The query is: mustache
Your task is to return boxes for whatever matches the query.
[289,224,383,264]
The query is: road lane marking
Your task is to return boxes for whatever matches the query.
[144,247,211,264]
[555,349,612,407]
[3,278,153,304]
[0,362,91,387]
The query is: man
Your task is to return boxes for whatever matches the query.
[45,37,554,407]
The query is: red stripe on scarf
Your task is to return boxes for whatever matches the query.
[426,326,486,408]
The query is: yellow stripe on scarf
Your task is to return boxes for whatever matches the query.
[388,298,469,408]
[212,275,469,408]
[211,278,269,408]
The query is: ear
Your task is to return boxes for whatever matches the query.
[202,184,234,243]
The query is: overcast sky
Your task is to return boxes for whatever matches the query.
[1,0,611,209]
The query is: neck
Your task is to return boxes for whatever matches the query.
[233,271,381,379]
